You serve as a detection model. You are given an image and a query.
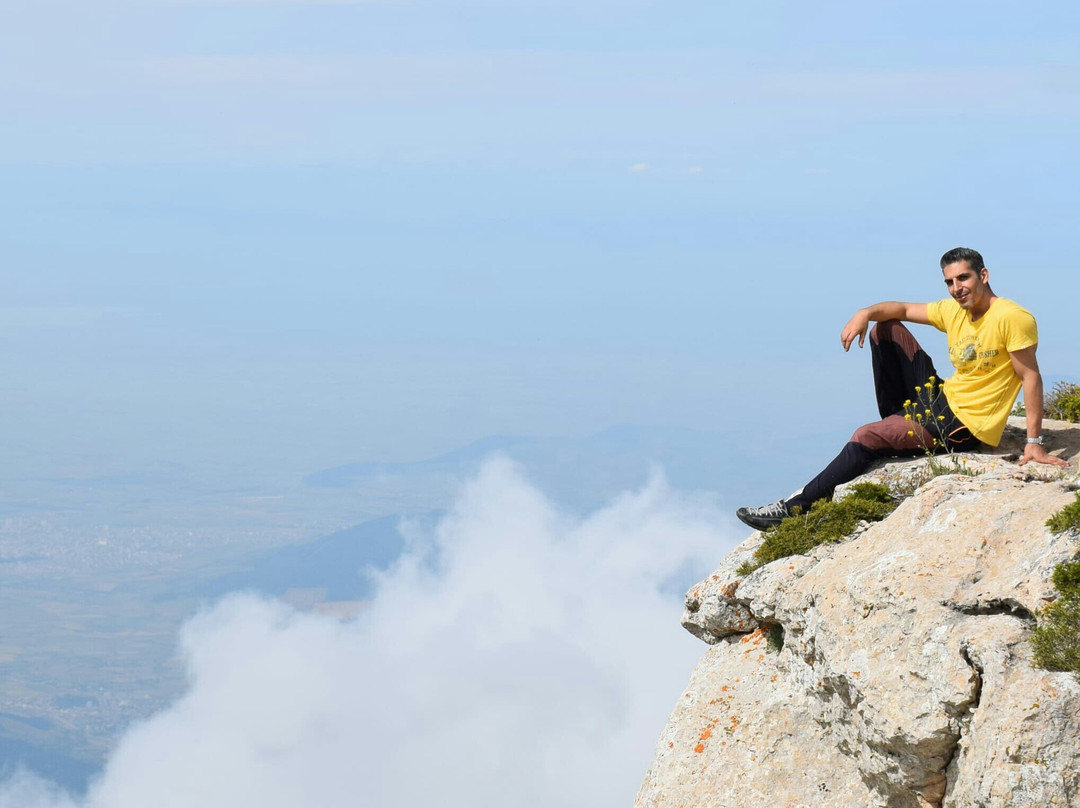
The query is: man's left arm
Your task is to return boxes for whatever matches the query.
[1009,346,1068,467]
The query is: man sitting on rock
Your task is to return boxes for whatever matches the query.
[737,247,1068,531]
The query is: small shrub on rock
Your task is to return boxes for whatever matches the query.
[736,483,895,575]
[1031,498,1080,680]
[1046,381,1080,423]
[1046,493,1080,535]
[1030,577,1080,680]
[1052,559,1080,597]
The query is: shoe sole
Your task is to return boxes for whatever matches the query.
[735,510,784,531]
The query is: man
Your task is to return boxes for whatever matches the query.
[737,247,1067,531]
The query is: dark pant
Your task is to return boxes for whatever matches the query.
[786,321,980,512]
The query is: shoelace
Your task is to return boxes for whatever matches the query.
[750,500,787,517]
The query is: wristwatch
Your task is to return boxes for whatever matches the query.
[1026,436,1045,445]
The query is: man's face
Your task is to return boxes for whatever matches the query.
[942,260,990,311]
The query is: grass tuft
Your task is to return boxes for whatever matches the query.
[736,483,895,575]
[890,455,980,499]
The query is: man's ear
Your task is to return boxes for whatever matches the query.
[980,267,990,283]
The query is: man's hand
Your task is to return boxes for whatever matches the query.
[840,302,930,351]
[841,309,871,351]
[1018,442,1068,467]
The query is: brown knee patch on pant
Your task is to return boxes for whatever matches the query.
[870,319,921,362]
[851,415,934,453]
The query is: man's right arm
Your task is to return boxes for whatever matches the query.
[840,302,931,351]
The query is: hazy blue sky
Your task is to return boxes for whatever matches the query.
[3,0,1079,486]
[4,4,1080,806]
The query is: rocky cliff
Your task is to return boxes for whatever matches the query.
[636,419,1080,808]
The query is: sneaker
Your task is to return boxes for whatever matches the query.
[736,499,791,531]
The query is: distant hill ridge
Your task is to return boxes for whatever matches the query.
[303,435,531,487]
[300,425,809,514]
[185,512,442,603]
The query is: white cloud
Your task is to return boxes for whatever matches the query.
[628,163,648,173]
[0,772,78,808]
[1,457,731,808]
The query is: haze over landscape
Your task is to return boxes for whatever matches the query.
[3,1,1080,805]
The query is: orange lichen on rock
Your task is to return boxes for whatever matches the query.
[739,627,767,646]
[700,728,712,741]
[694,743,705,753]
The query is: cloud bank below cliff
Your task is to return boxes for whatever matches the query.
[1,456,729,808]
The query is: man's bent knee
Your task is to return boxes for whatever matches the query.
[852,416,927,452]
[870,319,908,344]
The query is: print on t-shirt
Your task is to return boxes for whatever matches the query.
[950,336,999,376]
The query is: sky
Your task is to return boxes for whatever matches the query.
[4,0,1079,485]
[2,1,1080,804]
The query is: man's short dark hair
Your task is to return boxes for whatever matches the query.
[940,247,985,272]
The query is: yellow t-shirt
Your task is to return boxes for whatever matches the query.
[925,297,1038,446]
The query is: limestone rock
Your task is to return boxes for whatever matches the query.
[638,420,1080,808]
[681,532,764,643]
